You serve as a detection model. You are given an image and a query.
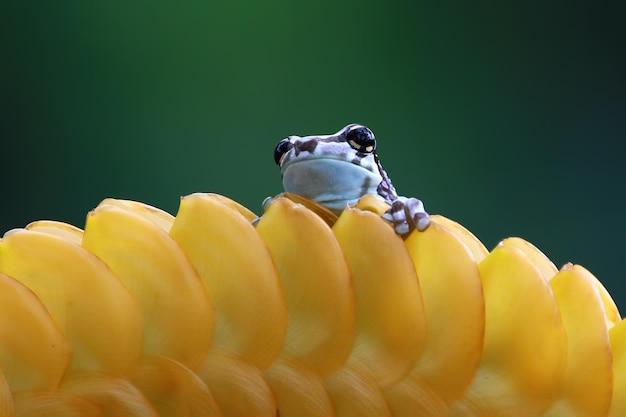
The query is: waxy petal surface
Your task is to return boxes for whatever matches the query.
[541,264,613,417]
[131,355,222,417]
[282,192,339,227]
[333,207,426,387]
[25,220,83,244]
[206,193,259,222]
[82,205,214,370]
[385,373,448,417]
[353,194,391,216]
[98,198,175,233]
[0,373,11,417]
[13,390,100,417]
[0,229,141,376]
[608,318,626,417]
[60,373,159,416]
[430,215,488,263]
[256,197,354,377]
[264,357,334,417]
[325,365,392,417]
[403,217,484,405]
[197,351,277,417]
[0,193,623,416]
[0,273,71,391]
[170,193,287,368]
[499,237,558,281]
[451,245,566,416]
[588,275,621,329]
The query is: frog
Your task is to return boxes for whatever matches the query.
[271,123,430,236]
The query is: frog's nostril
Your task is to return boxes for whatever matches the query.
[346,125,376,153]
[274,139,294,165]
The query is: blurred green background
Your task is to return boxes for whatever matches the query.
[4,1,625,310]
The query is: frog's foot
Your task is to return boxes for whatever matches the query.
[381,196,430,236]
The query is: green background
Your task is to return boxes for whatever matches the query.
[4,2,625,311]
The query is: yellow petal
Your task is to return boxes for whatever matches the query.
[98,198,175,233]
[332,207,426,387]
[131,355,222,417]
[13,390,100,417]
[0,230,141,377]
[499,237,558,281]
[541,264,613,417]
[451,245,566,416]
[430,215,488,263]
[82,205,214,370]
[401,217,484,405]
[264,357,334,417]
[25,221,83,245]
[205,193,259,222]
[60,373,159,417]
[256,197,354,377]
[282,192,339,228]
[588,275,621,329]
[0,372,12,417]
[196,351,277,417]
[608,318,626,417]
[325,365,392,417]
[353,193,391,216]
[385,373,448,417]
[0,273,70,392]
[169,193,287,369]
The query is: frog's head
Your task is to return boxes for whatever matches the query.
[273,124,384,213]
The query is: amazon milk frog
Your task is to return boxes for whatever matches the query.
[272,124,430,236]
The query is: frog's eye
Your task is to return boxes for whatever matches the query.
[274,139,294,165]
[346,125,376,153]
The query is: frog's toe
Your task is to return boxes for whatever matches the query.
[394,221,411,236]
[252,196,276,228]
[407,198,430,232]
[382,200,413,237]
[415,213,430,232]
[261,196,274,212]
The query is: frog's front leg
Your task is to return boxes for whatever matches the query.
[381,196,430,237]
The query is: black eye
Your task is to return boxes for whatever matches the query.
[274,139,294,165]
[345,125,376,153]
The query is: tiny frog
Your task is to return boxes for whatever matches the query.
[272,124,429,236]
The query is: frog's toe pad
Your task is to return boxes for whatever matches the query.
[261,196,275,212]
[381,197,430,236]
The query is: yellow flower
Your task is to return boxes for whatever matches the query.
[0,193,623,417]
